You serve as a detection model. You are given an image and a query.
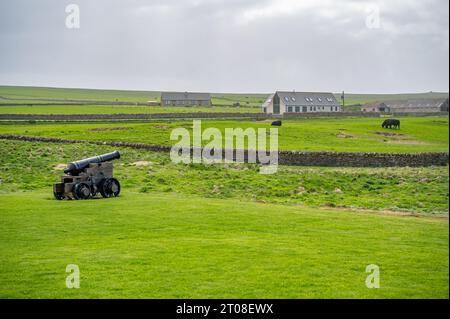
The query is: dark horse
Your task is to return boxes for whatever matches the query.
[382,119,400,129]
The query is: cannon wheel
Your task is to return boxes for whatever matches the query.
[90,184,99,198]
[100,178,121,198]
[54,192,64,200]
[73,182,92,200]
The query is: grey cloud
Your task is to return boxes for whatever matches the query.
[0,0,448,93]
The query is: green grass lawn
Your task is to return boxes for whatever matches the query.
[1,116,448,153]
[0,190,448,299]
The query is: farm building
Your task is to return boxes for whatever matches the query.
[361,102,390,113]
[161,92,211,106]
[262,91,341,114]
[361,99,449,113]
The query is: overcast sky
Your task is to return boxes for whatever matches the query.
[0,0,448,93]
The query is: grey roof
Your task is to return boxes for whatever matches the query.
[276,91,340,107]
[384,98,448,109]
[161,91,211,101]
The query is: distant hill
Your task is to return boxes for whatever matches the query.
[0,85,267,107]
[335,92,449,106]
[0,85,448,109]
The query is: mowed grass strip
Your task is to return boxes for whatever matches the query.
[0,116,448,153]
[0,190,448,299]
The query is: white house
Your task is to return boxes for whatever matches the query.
[262,91,341,114]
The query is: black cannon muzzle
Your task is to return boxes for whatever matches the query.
[64,151,120,174]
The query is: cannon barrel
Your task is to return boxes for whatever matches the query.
[64,151,120,174]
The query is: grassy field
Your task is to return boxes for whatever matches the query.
[1,86,448,111]
[1,116,448,153]
[0,85,448,298]
[1,140,448,214]
[0,140,448,298]
[0,104,261,114]
[0,86,267,107]
[336,92,449,106]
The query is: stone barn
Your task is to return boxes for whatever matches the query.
[262,91,341,115]
[161,92,211,107]
[362,98,449,113]
[361,102,391,113]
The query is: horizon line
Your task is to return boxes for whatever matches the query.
[0,83,448,96]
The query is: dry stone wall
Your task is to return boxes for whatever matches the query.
[1,135,447,167]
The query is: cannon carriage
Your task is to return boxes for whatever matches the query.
[53,151,121,200]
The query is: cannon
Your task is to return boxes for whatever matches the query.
[53,151,121,200]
